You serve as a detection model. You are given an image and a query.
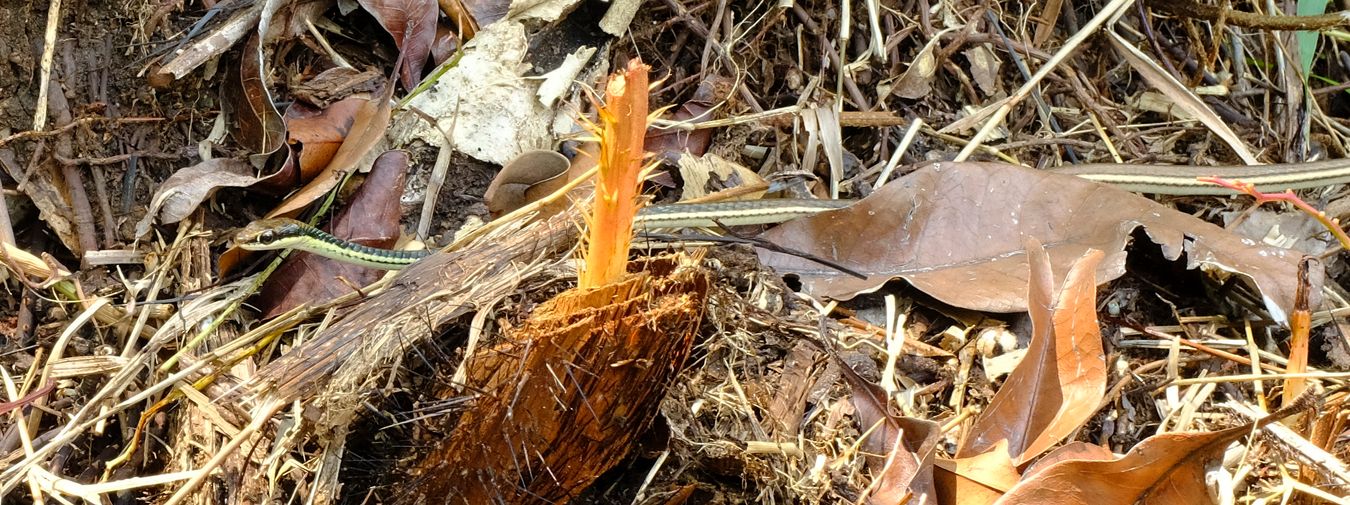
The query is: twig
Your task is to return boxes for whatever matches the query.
[0,117,163,149]
[33,0,61,130]
[1146,0,1350,30]
[54,151,179,166]
[1197,176,1350,250]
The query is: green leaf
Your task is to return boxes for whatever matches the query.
[1296,0,1331,79]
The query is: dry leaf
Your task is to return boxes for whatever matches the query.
[252,96,367,195]
[835,350,939,505]
[997,424,1255,505]
[758,161,1310,325]
[136,159,257,238]
[266,77,395,218]
[933,440,1020,505]
[957,240,1106,465]
[964,45,1001,95]
[358,0,438,89]
[892,35,940,99]
[226,34,285,158]
[645,76,729,161]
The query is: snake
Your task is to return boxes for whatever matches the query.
[235,159,1350,270]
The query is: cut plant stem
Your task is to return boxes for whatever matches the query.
[579,59,650,289]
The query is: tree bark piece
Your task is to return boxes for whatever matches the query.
[404,254,709,503]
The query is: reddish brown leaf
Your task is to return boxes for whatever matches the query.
[456,0,507,26]
[1021,442,1116,480]
[996,424,1254,505]
[257,150,411,318]
[834,349,939,505]
[250,96,366,196]
[266,77,395,218]
[358,0,438,89]
[645,77,731,160]
[430,21,461,65]
[226,34,285,157]
[957,241,1106,465]
[933,441,1020,505]
[758,161,1309,325]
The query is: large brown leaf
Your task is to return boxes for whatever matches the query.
[995,423,1254,505]
[957,241,1106,464]
[759,161,1310,324]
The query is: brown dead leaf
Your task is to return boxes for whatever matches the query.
[266,76,395,218]
[257,150,410,318]
[957,241,1106,464]
[1021,442,1116,480]
[833,348,939,505]
[458,0,508,26]
[891,34,940,99]
[359,0,438,89]
[758,161,1309,325]
[996,424,1254,505]
[251,96,366,195]
[291,67,385,108]
[933,440,1020,505]
[645,77,730,161]
[226,34,285,159]
[135,159,257,238]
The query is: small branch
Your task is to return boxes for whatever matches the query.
[1197,176,1350,250]
[1146,0,1350,30]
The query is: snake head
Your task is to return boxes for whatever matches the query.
[236,218,307,251]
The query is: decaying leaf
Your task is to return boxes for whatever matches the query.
[391,21,554,165]
[252,96,367,195]
[835,347,940,505]
[933,440,1020,505]
[645,76,730,161]
[890,34,941,99]
[997,423,1257,505]
[958,240,1106,464]
[758,161,1311,325]
[358,0,438,89]
[226,34,285,159]
[266,76,396,218]
[135,159,257,238]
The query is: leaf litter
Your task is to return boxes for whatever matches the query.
[0,0,1349,504]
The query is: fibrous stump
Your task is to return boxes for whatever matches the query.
[404,253,709,503]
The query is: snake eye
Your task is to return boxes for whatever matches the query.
[258,230,276,244]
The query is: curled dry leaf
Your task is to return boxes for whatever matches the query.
[266,77,396,219]
[251,96,367,196]
[135,159,256,238]
[758,161,1311,325]
[226,34,285,158]
[957,240,1106,465]
[645,76,731,161]
[834,349,939,505]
